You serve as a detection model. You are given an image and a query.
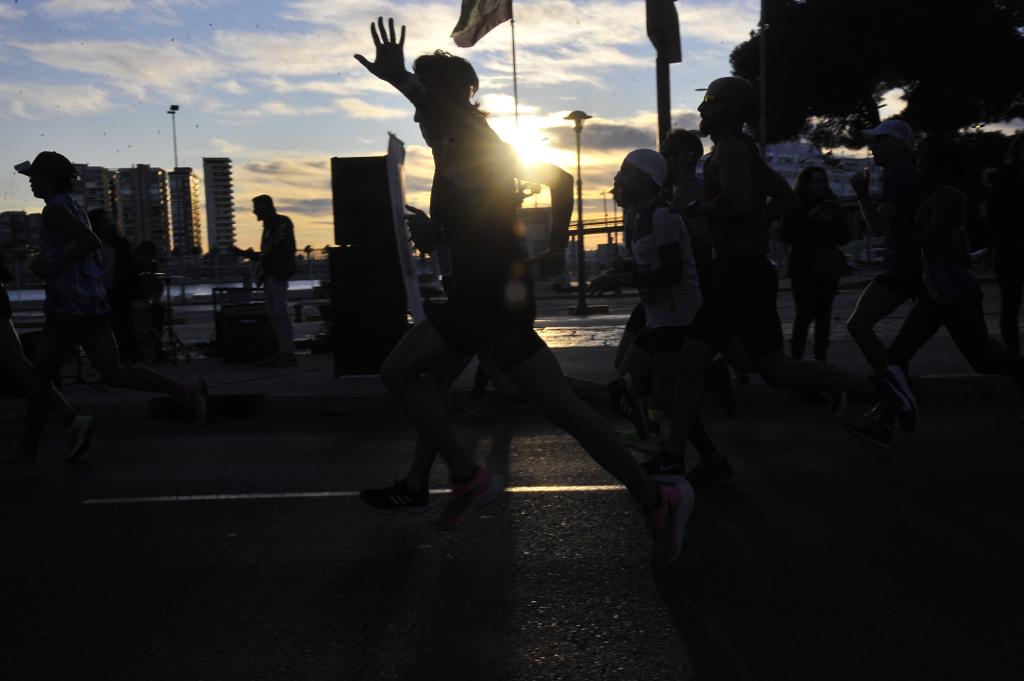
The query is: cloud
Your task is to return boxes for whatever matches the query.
[0,80,112,118]
[38,0,205,25]
[336,97,407,120]
[544,122,656,152]
[275,198,333,215]
[219,79,247,95]
[678,2,760,45]
[11,39,222,101]
[238,101,336,117]
[40,0,134,14]
[0,4,26,20]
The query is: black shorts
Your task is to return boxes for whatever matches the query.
[41,313,112,344]
[625,304,647,335]
[632,324,689,353]
[873,271,923,301]
[690,257,784,359]
[0,284,11,321]
[429,280,545,372]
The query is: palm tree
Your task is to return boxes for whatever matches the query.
[304,244,313,278]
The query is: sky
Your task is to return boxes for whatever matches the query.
[1,0,767,250]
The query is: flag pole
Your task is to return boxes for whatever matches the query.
[510,0,520,127]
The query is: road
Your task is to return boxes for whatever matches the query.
[2,404,1023,681]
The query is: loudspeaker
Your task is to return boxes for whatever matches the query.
[217,303,277,362]
[331,156,394,247]
[328,245,408,375]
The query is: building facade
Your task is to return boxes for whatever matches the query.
[71,164,118,226]
[116,164,172,253]
[0,211,44,249]
[168,167,204,254]
[202,157,236,254]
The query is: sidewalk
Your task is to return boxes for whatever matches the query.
[2,269,1019,423]
[0,331,1018,424]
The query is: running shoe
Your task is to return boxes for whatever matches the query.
[436,466,505,530]
[872,366,917,433]
[707,355,736,418]
[861,402,883,420]
[359,479,429,514]
[686,456,735,489]
[608,374,649,440]
[66,414,96,462]
[845,419,893,449]
[647,477,696,572]
[640,454,685,477]
[183,376,209,424]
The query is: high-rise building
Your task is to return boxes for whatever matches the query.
[117,164,172,253]
[0,211,43,248]
[71,164,118,224]
[168,167,204,254]
[202,157,236,254]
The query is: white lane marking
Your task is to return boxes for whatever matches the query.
[81,484,626,505]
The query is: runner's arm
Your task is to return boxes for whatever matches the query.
[40,204,101,271]
[520,162,573,251]
[763,166,798,222]
[687,138,751,219]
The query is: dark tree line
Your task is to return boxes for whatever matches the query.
[731,0,1024,148]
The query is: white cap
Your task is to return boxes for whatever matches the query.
[863,119,915,147]
[623,148,667,187]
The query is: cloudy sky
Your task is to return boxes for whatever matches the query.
[0,0,764,250]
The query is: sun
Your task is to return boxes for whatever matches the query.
[491,118,554,168]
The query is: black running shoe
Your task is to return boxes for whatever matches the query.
[871,367,917,433]
[641,456,685,477]
[845,419,893,449]
[686,456,735,489]
[608,375,649,440]
[359,479,429,513]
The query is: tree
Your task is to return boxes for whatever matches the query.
[731,0,1024,147]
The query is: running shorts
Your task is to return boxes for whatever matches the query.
[690,256,784,359]
[429,278,545,372]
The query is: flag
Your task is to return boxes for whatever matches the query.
[451,0,512,47]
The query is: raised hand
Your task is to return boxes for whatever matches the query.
[353,16,408,85]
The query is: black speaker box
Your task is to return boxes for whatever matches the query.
[217,303,277,362]
[331,156,394,247]
[327,245,409,375]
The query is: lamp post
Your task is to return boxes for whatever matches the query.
[167,104,180,168]
[565,110,592,315]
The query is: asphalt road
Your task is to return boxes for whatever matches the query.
[2,404,1023,681]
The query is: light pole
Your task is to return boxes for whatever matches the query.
[565,110,592,315]
[611,188,619,244]
[167,104,180,168]
[602,190,611,243]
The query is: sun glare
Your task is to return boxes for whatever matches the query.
[492,119,553,167]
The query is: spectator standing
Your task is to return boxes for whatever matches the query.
[780,166,852,361]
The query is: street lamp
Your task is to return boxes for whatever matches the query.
[167,104,180,168]
[565,110,592,315]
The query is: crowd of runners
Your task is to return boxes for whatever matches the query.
[3,17,1023,573]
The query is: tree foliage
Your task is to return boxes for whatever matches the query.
[730,0,1024,147]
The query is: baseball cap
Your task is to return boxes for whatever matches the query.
[863,119,915,147]
[623,148,667,187]
[14,151,78,181]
